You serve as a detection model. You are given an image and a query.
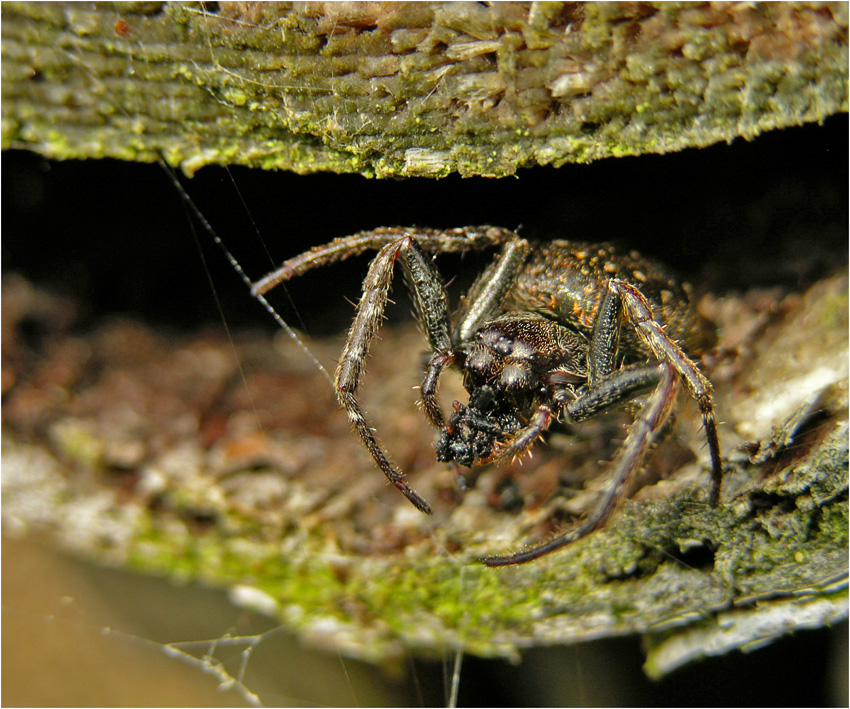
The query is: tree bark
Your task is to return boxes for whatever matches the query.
[2,2,847,177]
[3,267,847,672]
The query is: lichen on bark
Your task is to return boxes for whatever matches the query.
[2,1,848,177]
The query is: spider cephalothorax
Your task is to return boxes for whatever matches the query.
[253,227,723,565]
[437,311,587,467]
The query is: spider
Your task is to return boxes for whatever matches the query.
[252,226,722,566]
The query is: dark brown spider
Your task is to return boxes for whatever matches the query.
[253,227,722,566]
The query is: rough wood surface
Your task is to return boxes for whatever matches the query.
[2,1,847,176]
[3,267,847,671]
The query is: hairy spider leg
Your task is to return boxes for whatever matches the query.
[334,236,452,514]
[485,362,678,566]
[420,350,457,428]
[587,273,622,385]
[252,226,518,295]
[453,238,532,342]
[335,233,530,514]
[420,237,531,429]
[607,279,722,505]
[250,227,520,512]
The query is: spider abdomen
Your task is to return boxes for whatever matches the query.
[507,241,700,358]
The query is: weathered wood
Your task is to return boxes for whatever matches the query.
[3,266,847,671]
[2,2,847,176]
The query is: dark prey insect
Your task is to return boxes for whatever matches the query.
[253,227,722,566]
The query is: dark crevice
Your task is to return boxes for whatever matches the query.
[668,540,717,572]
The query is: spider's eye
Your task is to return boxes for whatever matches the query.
[494,336,512,356]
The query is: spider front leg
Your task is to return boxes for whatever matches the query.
[253,226,521,513]
[420,350,457,428]
[487,361,670,466]
[336,235,460,514]
[252,226,517,295]
[485,362,678,566]
[420,237,531,429]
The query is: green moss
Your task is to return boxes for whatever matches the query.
[3,2,846,175]
[112,453,846,664]
[48,419,103,468]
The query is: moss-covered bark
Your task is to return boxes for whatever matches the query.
[3,269,847,673]
[2,2,847,177]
